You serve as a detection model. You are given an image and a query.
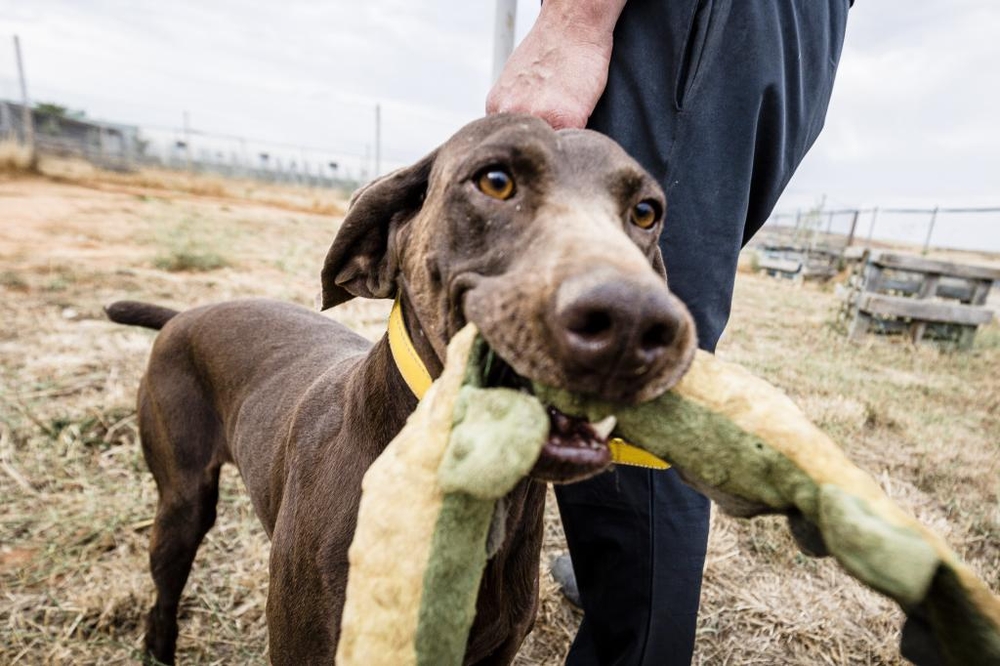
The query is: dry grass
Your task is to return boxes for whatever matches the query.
[0,139,37,175]
[1,173,997,664]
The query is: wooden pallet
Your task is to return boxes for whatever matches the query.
[755,244,840,281]
[844,251,998,348]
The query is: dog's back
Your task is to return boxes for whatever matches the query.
[109,298,383,662]
[110,297,374,522]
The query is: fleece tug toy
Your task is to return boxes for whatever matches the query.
[336,325,548,666]
[340,324,1000,665]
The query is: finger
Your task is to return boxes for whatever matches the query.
[546,110,587,131]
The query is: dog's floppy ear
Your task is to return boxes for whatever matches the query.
[320,149,438,309]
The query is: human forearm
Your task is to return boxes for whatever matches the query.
[486,0,628,129]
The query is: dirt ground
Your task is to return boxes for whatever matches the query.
[1,168,997,664]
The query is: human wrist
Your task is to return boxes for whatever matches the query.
[535,0,626,53]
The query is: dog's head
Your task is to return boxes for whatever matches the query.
[322,114,696,481]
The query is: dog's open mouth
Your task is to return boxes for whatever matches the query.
[536,407,615,483]
[479,343,613,484]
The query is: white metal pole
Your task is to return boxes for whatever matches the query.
[374,103,381,178]
[492,0,517,83]
[13,35,34,152]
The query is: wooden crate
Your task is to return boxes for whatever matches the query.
[755,244,840,281]
[844,251,998,348]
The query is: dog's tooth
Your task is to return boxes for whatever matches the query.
[590,415,617,440]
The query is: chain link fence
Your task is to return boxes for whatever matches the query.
[1,98,367,189]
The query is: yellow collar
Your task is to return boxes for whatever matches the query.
[386,297,669,470]
[388,295,434,399]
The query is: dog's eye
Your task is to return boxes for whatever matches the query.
[476,168,515,200]
[630,200,660,229]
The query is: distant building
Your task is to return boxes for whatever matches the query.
[0,99,140,171]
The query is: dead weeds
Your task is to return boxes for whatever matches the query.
[0,140,37,176]
[1,173,997,664]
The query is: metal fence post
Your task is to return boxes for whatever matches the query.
[866,206,879,247]
[13,35,35,154]
[846,209,859,247]
[922,206,939,255]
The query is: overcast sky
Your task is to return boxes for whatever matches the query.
[2,0,998,250]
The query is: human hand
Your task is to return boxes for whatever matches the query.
[486,2,625,130]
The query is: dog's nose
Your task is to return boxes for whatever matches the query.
[552,279,683,378]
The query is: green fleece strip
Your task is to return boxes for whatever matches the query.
[414,382,548,665]
[414,493,495,666]
[439,386,549,500]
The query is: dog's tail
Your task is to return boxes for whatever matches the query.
[104,301,179,331]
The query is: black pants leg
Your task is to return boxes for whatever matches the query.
[557,1,850,664]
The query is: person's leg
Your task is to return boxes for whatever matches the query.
[557,467,710,666]
[557,1,850,663]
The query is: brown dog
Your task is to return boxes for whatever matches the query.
[106,114,696,664]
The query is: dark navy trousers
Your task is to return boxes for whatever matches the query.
[556,1,850,664]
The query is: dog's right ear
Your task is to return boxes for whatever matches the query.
[320,149,438,309]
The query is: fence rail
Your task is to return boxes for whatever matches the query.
[765,205,1000,254]
[1,98,363,190]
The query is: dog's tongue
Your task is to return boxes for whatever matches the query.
[529,407,613,483]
